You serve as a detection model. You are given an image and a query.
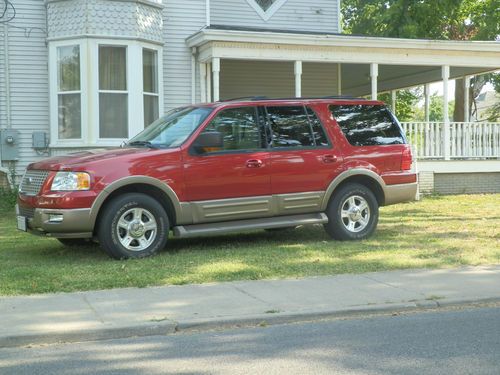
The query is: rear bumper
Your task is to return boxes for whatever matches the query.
[18,205,94,238]
[384,182,418,205]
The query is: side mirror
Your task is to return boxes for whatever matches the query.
[193,131,224,153]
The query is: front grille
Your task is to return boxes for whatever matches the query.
[19,170,50,196]
[18,205,35,219]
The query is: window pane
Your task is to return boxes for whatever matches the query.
[57,45,80,92]
[99,46,127,91]
[144,95,159,127]
[203,107,262,151]
[143,49,158,94]
[99,93,128,138]
[58,93,81,139]
[266,106,314,148]
[330,105,405,146]
[306,107,329,146]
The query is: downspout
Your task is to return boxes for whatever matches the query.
[206,0,210,27]
[191,47,197,104]
[1,23,15,189]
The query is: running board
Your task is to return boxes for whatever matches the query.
[173,213,328,238]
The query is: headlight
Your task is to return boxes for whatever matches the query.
[51,172,91,191]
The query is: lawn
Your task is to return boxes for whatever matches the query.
[0,194,499,296]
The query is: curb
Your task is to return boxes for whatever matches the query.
[3,297,499,349]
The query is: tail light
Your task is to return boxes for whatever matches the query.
[401,145,413,170]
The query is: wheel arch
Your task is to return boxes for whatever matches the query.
[89,176,185,232]
[321,169,386,210]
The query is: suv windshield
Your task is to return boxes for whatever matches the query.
[128,106,213,148]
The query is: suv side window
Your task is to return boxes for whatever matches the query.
[330,104,405,146]
[306,107,329,147]
[201,106,264,152]
[266,106,328,148]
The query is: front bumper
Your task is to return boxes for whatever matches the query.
[17,205,94,238]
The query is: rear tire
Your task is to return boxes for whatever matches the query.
[97,193,169,259]
[324,183,379,241]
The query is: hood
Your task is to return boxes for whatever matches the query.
[28,147,163,171]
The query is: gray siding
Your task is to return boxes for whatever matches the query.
[0,1,49,178]
[162,0,205,110]
[211,0,339,33]
[220,60,338,100]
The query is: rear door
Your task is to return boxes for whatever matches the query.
[265,105,344,214]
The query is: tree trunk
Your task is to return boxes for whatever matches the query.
[453,78,465,122]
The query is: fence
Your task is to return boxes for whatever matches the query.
[400,122,500,159]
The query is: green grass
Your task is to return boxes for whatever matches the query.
[0,194,499,296]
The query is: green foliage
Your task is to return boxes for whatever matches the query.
[0,188,17,211]
[379,88,422,121]
[413,95,455,122]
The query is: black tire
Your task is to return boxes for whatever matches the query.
[324,183,379,241]
[57,238,95,247]
[97,193,169,259]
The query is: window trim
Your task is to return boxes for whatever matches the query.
[142,48,160,128]
[49,39,163,148]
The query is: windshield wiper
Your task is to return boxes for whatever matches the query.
[127,141,158,148]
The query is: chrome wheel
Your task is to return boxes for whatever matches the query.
[116,208,157,251]
[341,195,370,233]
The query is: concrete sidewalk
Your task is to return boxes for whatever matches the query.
[2,265,500,348]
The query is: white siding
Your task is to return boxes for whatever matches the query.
[0,1,49,178]
[220,60,338,99]
[162,0,206,110]
[211,0,339,33]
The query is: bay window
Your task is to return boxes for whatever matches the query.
[49,39,162,147]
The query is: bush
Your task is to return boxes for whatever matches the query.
[0,188,17,211]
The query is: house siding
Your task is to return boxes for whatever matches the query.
[220,60,339,100]
[210,0,339,33]
[0,1,49,179]
[162,0,205,109]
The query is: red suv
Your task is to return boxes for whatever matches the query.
[17,97,417,259]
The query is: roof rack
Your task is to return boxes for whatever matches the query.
[219,95,367,102]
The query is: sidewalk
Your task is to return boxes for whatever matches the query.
[2,265,500,348]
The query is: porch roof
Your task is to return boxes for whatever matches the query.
[187,26,500,96]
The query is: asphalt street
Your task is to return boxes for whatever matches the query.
[1,305,500,374]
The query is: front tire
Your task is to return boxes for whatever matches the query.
[324,183,379,241]
[97,193,169,259]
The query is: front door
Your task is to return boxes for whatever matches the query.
[183,106,272,223]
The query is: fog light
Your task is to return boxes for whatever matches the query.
[48,214,64,223]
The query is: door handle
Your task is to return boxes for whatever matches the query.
[246,159,263,168]
[322,155,337,163]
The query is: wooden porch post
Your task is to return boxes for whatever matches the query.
[424,83,430,122]
[442,65,451,160]
[391,90,396,112]
[212,57,220,102]
[294,61,302,98]
[370,63,378,100]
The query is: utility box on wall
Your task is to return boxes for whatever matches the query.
[0,129,19,161]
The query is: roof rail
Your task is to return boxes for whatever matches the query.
[219,95,368,102]
[221,96,268,102]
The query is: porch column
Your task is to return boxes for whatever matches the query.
[464,75,471,122]
[294,61,302,98]
[199,63,207,103]
[337,63,342,95]
[442,65,451,160]
[424,83,430,122]
[206,62,212,102]
[370,63,378,100]
[212,57,220,102]
[390,90,396,112]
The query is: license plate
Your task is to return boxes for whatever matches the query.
[17,216,27,232]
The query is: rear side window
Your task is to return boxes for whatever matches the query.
[330,105,405,146]
[266,106,329,148]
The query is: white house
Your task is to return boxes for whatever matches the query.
[1,0,499,193]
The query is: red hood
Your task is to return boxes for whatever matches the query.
[28,147,168,171]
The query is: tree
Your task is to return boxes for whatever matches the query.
[379,88,422,121]
[341,0,500,121]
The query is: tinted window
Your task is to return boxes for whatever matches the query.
[202,107,264,152]
[266,106,314,148]
[306,107,329,147]
[330,105,405,146]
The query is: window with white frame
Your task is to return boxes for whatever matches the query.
[143,48,159,127]
[50,40,162,146]
[57,45,82,139]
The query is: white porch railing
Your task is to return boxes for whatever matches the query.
[400,122,500,159]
